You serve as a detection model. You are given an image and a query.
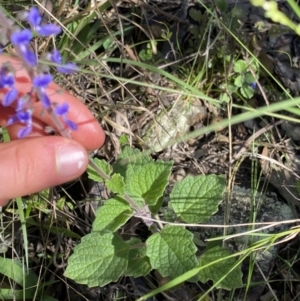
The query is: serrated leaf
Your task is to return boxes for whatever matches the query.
[87,158,111,182]
[64,232,128,287]
[169,174,225,223]
[198,246,243,290]
[125,238,151,277]
[233,59,248,73]
[240,86,254,99]
[234,74,243,87]
[105,174,125,195]
[93,197,134,233]
[127,160,173,206]
[146,225,198,278]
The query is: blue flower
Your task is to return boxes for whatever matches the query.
[33,74,53,88]
[26,7,61,37]
[40,92,51,109]
[18,125,33,138]
[57,63,78,74]
[7,109,33,138]
[10,29,32,45]
[26,7,42,27]
[2,87,18,106]
[54,103,78,130]
[0,70,14,88]
[33,74,53,109]
[0,68,18,106]
[36,24,61,37]
[19,46,37,66]
[48,49,78,74]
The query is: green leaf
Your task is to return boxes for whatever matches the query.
[87,158,111,182]
[119,134,129,146]
[93,197,134,233]
[139,49,153,61]
[125,238,151,277]
[149,194,164,214]
[127,160,173,206]
[65,232,129,287]
[198,246,243,290]
[0,257,38,299]
[169,174,225,223]
[103,37,114,50]
[216,0,228,11]
[113,146,152,179]
[234,74,243,88]
[228,84,238,93]
[189,8,202,22]
[0,257,38,287]
[240,86,254,99]
[105,174,125,195]
[244,72,256,84]
[146,225,198,278]
[219,93,230,103]
[233,59,248,73]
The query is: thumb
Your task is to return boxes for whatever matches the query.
[0,136,89,205]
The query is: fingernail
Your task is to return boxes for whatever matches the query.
[56,143,87,178]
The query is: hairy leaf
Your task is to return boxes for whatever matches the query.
[146,225,198,278]
[169,174,225,223]
[93,197,134,233]
[87,158,111,182]
[125,238,151,277]
[65,232,128,287]
[198,246,243,290]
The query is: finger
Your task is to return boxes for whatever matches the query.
[0,55,105,151]
[0,136,88,205]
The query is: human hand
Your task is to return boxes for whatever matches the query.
[0,55,105,205]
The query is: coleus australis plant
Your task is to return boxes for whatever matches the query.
[0,5,244,299]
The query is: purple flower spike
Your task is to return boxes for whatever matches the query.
[26,7,42,27]
[11,29,32,45]
[33,74,53,88]
[36,24,61,37]
[2,88,18,106]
